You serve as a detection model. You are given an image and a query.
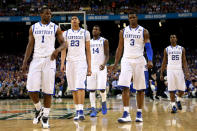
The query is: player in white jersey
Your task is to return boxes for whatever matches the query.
[87,25,109,117]
[21,6,66,129]
[61,16,91,121]
[160,34,189,113]
[110,13,153,123]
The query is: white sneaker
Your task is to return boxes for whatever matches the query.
[78,110,85,120]
[33,107,43,124]
[41,116,50,129]
[117,111,131,123]
[135,112,143,122]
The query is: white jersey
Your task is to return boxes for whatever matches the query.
[122,25,145,59]
[166,45,183,70]
[32,22,58,58]
[90,37,106,67]
[63,28,90,61]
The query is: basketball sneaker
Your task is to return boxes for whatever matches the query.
[33,107,43,124]
[101,101,107,115]
[41,116,50,129]
[90,107,97,117]
[171,106,177,113]
[74,110,79,121]
[135,111,143,122]
[176,101,182,110]
[79,110,85,120]
[117,111,131,123]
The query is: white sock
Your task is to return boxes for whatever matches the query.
[34,101,42,111]
[78,104,83,110]
[137,109,142,112]
[177,97,182,102]
[90,92,96,108]
[171,102,176,107]
[75,104,79,111]
[100,91,106,102]
[124,106,130,113]
[43,108,50,117]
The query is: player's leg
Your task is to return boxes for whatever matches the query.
[26,58,43,124]
[167,70,177,113]
[97,67,107,115]
[87,73,97,117]
[176,70,186,110]
[117,60,132,123]
[75,61,87,120]
[41,58,56,128]
[66,61,79,120]
[133,59,146,122]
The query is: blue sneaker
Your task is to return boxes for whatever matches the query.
[90,107,97,117]
[79,110,85,120]
[102,101,107,115]
[136,111,143,122]
[176,101,182,110]
[118,111,131,123]
[74,110,79,121]
[171,106,177,113]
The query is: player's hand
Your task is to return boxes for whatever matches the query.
[147,61,153,69]
[60,64,65,73]
[87,67,92,76]
[22,62,27,74]
[160,74,164,81]
[108,64,118,73]
[51,49,59,60]
[99,64,105,71]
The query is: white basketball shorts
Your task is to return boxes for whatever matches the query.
[66,60,87,91]
[27,57,56,94]
[167,69,186,91]
[87,65,107,91]
[118,56,146,91]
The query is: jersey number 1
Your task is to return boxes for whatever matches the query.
[42,35,44,43]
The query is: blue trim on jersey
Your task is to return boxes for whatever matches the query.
[54,25,56,35]
[46,22,50,26]
[72,28,81,32]
[87,89,96,91]
[28,91,40,93]
[142,28,144,40]
[166,48,168,54]
[136,89,146,91]
[42,92,54,95]
[39,22,42,26]
[103,39,104,45]
[118,85,129,88]
[123,28,125,38]
[65,30,68,38]
[32,24,35,34]
[135,25,139,31]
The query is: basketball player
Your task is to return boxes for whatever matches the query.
[61,16,91,121]
[160,34,189,113]
[22,6,66,128]
[110,13,153,123]
[87,25,109,117]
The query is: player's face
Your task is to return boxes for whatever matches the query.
[170,35,177,43]
[41,9,51,23]
[128,14,138,25]
[71,16,80,26]
[92,27,100,36]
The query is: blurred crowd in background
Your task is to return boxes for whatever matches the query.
[0,0,196,16]
[0,48,196,100]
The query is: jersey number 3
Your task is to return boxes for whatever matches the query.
[130,39,135,46]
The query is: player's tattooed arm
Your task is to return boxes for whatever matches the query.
[182,47,190,80]
[100,39,109,70]
[86,40,92,76]
[22,26,35,73]
[51,27,67,60]
[160,48,167,81]
[114,30,124,66]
